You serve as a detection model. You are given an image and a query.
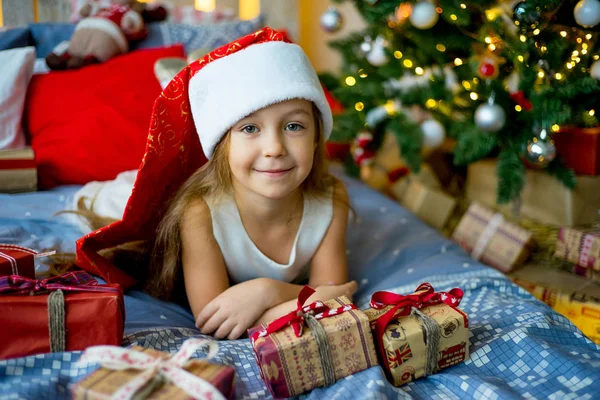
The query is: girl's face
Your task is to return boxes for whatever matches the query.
[228,99,317,200]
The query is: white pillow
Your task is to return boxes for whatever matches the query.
[0,47,36,150]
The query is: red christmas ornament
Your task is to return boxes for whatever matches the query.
[479,62,496,78]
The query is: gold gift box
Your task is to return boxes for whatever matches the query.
[452,202,534,273]
[72,346,236,399]
[364,303,469,386]
[511,265,600,345]
[555,227,600,271]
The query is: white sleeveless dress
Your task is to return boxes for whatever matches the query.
[206,190,333,284]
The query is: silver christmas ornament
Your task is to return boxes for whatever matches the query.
[574,0,600,28]
[320,7,344,33]
[359,36,373,55]
[591,60,600,79]
[474,97,506,132]
[410,0,439,29]
[366,36,389,66]
[524,129,556,168]
[421,119,446,149]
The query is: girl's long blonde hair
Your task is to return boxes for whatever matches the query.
[145,103,335,300]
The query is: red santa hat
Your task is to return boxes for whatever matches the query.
[75,27,333,289]
[75,4,144,53]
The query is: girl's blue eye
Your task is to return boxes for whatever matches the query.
[242,125,258,134]
[285,123,304,131]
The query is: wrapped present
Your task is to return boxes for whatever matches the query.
[73,338,235,400]
[452,202,534,273]
[0,244,36,278]
[0,147,37,193]
[466,159,600,227]
[0,271,124,359]
[554,126,600,176]
[555,228,600,271]
[511,265,600,344]
[248,286,378,398]
[573,264,600,283]
[400,180,456,230]
[363,283,469,386]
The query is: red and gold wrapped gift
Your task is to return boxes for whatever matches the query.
[0,244,36,278]
[555,227,600,271]
[554,126,600,176]
[73,338,236,399]
[364,283,469,386]
[511,265,600,345]
[0,147,37,193]
[452,202,534,273]
[247,286,378,399]
[0,271,124,360]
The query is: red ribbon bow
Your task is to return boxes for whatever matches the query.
[250,285,357,342]
[370,283,464,349]
[0,271,121,295]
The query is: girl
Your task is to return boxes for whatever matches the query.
[75,28,357,340]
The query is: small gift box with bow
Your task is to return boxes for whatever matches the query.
[363,283,469,387]
[0,271,124,360]
[73,338,236,400]
[0,244,40,278]
[247,286,378,398]
[555,227,600,272]
[452,202,533,273]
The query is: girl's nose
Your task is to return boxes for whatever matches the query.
[262,130,286,158]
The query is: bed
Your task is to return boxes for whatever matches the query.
[1,170,600,399]
[1,18,600,400]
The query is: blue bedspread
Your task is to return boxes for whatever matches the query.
[1,174,599,399]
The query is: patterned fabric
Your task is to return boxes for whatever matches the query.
[2,272,600,399]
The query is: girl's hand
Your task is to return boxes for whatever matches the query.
[195,278,274,340]
[313,280,358,302]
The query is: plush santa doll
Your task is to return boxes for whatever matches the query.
[46,4,146,70]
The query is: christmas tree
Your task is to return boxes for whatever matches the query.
[322,0,600,203]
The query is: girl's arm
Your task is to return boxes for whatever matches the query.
[254,179,355,325]
[180,199,231,320]
[182,200,304,339]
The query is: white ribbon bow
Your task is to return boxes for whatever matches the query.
[79,338,227,400]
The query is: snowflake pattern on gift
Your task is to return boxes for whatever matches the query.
[306,362,320,387]
[336,317,353,332]
[340,332,357,352]
[301,347,314,362]
[345,352,363,374]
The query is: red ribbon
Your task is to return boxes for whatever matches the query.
[250,285,357,342]
[0,271,121,295]
[369,283,463,365]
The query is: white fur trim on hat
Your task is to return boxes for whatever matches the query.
[188,41,333,158]
[76,17,128,53]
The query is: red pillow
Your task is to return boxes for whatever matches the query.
[25,45,186,189]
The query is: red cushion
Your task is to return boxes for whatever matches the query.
[25,45,186,189]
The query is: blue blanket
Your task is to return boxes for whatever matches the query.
[1,174,599,399]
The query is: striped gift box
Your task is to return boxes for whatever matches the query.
[0,147,37,193]
[555,228,600,271]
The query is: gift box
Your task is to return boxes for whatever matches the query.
[73,338,235,399]
[555,227,600,271]
[466,159,600,227]
[399,179,456,230]
[554,126,600,175]
[0,244,36,278]
[364,283,469,386]
[511,265,600,344]
[0,147,37,193]
[573,264,600,283]
[248,286,378,398]
[0,271,124,360]
[452,202,534,273]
